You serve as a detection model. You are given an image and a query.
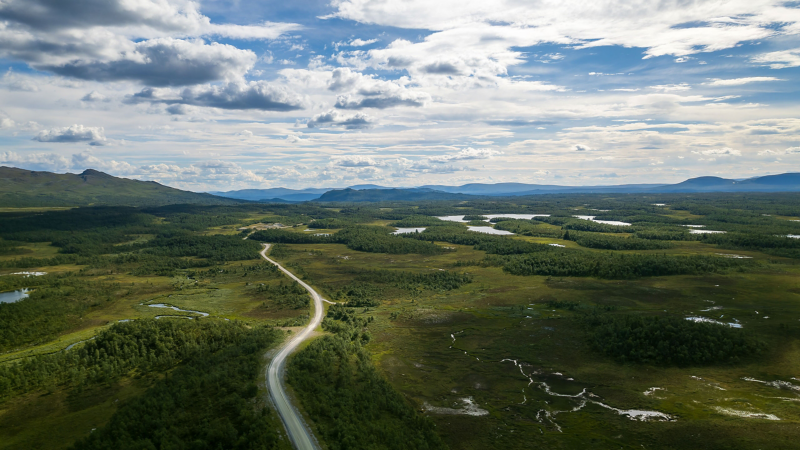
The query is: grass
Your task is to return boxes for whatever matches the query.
[271,239,800,449]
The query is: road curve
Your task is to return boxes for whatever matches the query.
[260,244,322,450]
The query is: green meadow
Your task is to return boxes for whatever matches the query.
[0,194,799,448]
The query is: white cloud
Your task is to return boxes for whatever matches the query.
[573,144,592,152]
[428,147,503,162]
[325,0,791,59]
[81,91,108,102]
[0,0,298,85]
[0,118,15,129]
[751,48,800,69]
[691,147,742,156]
[649,83,691,92]
[706,77,783,86]
[128,81,305,111]
[307,110,374,129]
[329,155,383,167]
[33,124,106,145]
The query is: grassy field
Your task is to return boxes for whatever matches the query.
[270,238,800,449]
[1,196,799,449]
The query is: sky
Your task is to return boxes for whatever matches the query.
[0,0,799,192]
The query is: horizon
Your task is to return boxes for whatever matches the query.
[0,1,799,191]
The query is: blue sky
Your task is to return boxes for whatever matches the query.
[0,0,799,191]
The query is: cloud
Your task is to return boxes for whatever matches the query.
[33,124,106,144]
[0,0,298,85]
[429,147,503,162]
[691,147,742,156]
[706,77,783,86]
[81,91,108,102]
[0,118,15,129]
[649,83,691,92]
[573,144,592,152]
[129,81,304,111]
[329,155,383,167]
[750,48,800,69]
[307,110,373,129]
[0,151,72,172]
[334,38,379,50]
[41,38,256,87]
[325,1,791,59]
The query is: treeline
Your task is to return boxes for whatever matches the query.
[0,319,279,397]
[585,314,762,365]
[564,231,674,250]
[251,226,445,255]
[479,251,749,279]
[69,320,284,449]
[0,277,126,351]
[138,234,261,262]
[331,269,472,305]
[287,305,447,450]
[389,215,446,227]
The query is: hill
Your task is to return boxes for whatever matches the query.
[209,187,331,202]
[314,188,474,202]
[0,167,240,207]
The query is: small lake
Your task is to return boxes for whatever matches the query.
[147,303,209,317]
[0,288,30,304]
[689,229,726,234]
[686,316,742,328]
[437,214,550,223]
[573,215,631,226]
[393,227,426,234]
[467,226,515,235]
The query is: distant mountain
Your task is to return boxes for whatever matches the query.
[210,187,331,202]
[212,173,800,203]
[315,188,473,202]
[652,173,800,193]
[0,167,239,207]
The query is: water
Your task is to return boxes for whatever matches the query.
[689,229,726,234]
[786,235,800,239]
[549,243,566,248]
[2,271,46,277]
[681,224,706,228]
[483,214,550,221]
[146,303,209,317]
[573,215,631,226]
[0,288,30,304]
[467,226,515,235]
[437,215,468,222]
[686,316,742,328]
[392,227,426,234]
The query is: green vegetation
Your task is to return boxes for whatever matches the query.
[0,167,238,207]
[2,193,800,450]
[585,314,763,365]
[287,304,446,450]
[70,321,284,450]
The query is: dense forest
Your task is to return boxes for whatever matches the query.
[68,321,284,449]
[584,314,763,365]
[287,305,446,450]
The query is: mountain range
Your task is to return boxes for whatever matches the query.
[2,167,799,207]
[213,173,800,202]
[0,167,239,207]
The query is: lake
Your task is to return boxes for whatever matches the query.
[0,288,30,304]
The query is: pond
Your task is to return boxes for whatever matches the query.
[392,227,427,234]
[467,226,515,235]
[573,215,631,226]
[0,288,30,304]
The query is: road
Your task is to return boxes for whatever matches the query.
[259,244,322,450]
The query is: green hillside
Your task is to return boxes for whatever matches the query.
[0,167,240,207]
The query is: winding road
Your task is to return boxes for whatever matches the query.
[259,244,322,450]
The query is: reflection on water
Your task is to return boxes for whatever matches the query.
[0,288,30,304]
[146,303,209,317]
[467,226,514,235]
[689,229,726,234]
[392,227,426,234]
[686,316,742,328]
[573,215,631,226]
